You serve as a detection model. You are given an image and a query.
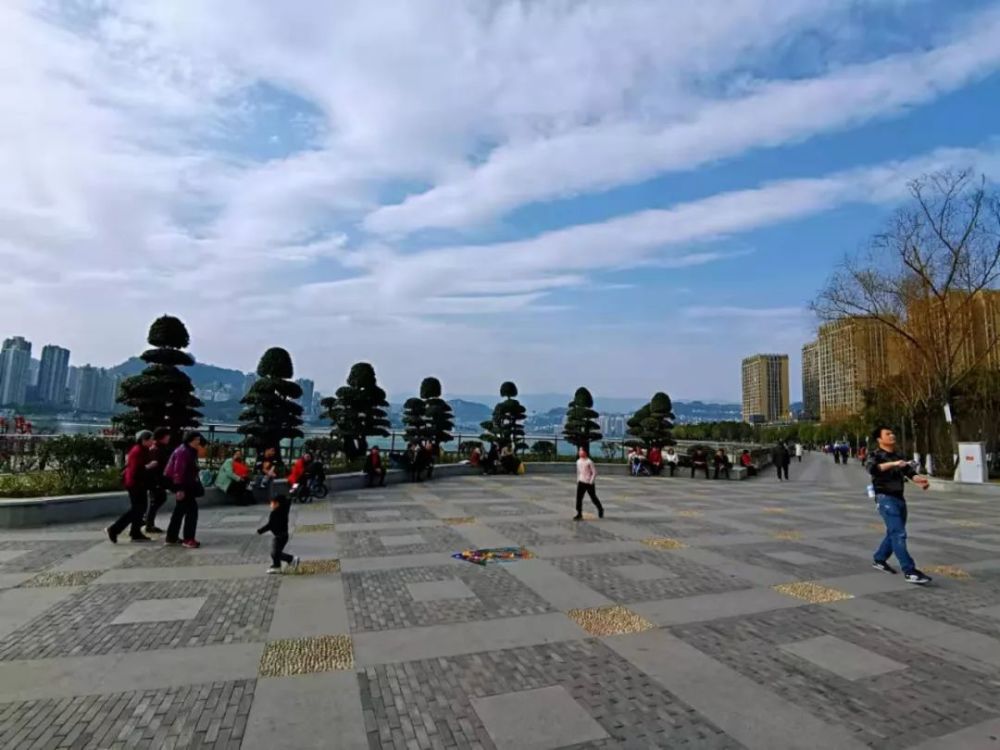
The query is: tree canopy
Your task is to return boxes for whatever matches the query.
[480,381,527,452]
[420,376,454,447]
[238,347,304,450]
[322,362,391,460]
[114,315,202,441]
[562,386,602,451]
[627,391,675,448]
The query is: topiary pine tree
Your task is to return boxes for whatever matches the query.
[322,362,390,460]
[420,376,454,448]
[480,381,527,453]
[627,391,676,448]
[562,386,602,453]
[237,347,304,451]
[114,315,203,441]
[401,397,428,445]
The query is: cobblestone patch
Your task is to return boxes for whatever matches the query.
[0,539,97,573]
[567,605,655,636]
[259,634,354,676]
[0,578,279,660]
[337,526,469,558]
[295,522,337,533]
[772,582,853,604]
[670,605,1000,749]
[118,533,271,568]
[333,504,438,524]
[343,565,552,631]
[0,679,255,749]
[19,569,104,587]
[640,537,687,550]
[357,640,743,749]
[286,558,341,575]
[547,549,751,603]
[706,541,864,579]
[488,519,621,546]
[871,575,1000,638]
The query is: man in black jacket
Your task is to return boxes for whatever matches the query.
[866,425,932,585]
[258,494,299,574]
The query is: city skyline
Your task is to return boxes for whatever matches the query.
[4,2,1000,401]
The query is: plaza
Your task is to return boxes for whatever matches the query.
[1,456,1000,749]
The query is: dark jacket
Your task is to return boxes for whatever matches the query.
[866,448,916,499]
[258,500,290,537]
[772,444,790,466]
[165,444,201,494]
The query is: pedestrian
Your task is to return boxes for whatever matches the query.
[144,427,172,534]
[713,448,731,480]
[106,430,157,543]
[287,451,313,501]
[690,447,710,479]
[163,431,206,549]
[772,441,790,481]
[364,446,386,487]
[258,493,299,574]
[216,448,252,505]
[573,448,604,520]
[795,442,803,462]
[867,425,932,584]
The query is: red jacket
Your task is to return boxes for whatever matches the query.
[288,458,307,486]
[123,444,150,490]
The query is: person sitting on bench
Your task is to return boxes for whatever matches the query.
[690,447,710,479]
[364,446,386,487]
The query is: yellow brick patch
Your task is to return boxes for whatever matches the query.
[947,520,985,528]
[640,537,687,550]
[773,582,853,604]
[676,510,703,518]
[296,523,336,533]
[762,507,787,514]
[567,606,655,637]
[443,517,477,526]
[259,634,354,677]
[19,570,104,588]
[771,530,802,541]
[923,565,972,580]
[286,558,341,575]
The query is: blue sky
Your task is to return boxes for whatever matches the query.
[3,0,1000,402]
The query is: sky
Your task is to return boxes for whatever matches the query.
[3,0,1000,402]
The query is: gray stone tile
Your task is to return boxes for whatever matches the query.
[611,562,677,581]
[367,509,401,519]
[763,550,828,565]
[111,596,208,624]
[406,578,477,602]
[379,532,425,547]
[0,550,28,563]
[471,685,608,750]
[779,635,907,680]
[971,604,1000,620]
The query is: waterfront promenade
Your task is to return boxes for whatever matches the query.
[1,454,999,748]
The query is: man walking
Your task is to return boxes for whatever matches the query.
[772,441,790,481]
[164,431,206,549]
[867,425,932,585]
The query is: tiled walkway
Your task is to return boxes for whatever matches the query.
[1,455,999,748]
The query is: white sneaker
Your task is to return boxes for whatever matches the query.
[292,556,301,570]
[266,567,281,575]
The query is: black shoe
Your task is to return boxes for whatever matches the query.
[163,538,181,546]
[572,514,583,521]
[872,560,897,574]
[598,508,605,519]
[905,570,932,585]
[144,525,164,534]
[129,535,152,543]
[105,527,118,544]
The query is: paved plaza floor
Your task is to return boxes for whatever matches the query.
[1,454,1000,749]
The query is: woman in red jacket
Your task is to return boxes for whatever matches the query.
[107,430,157,543]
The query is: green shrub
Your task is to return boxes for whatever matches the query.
[0,467,122,498]
[38,435,117,493]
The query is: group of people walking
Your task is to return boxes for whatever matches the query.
[112,429,207,548]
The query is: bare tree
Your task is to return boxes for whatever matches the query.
[814,169,1000,472]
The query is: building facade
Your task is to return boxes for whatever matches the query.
[801,341,820,420]
[36,345,71,405]
[72,365,119,413]
[0,337,33,406]
[741,353,789,423]
[297,378,315,417]
[817,317,900,422]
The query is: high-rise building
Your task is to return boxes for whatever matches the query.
[0,336,33,406]
[37,345,71,405]
[906,290,1000,373]
[296,378,315,416]
[741,353,789,423]
[72,365,119,413]
[801,341,820,420]
[817,317,901,422]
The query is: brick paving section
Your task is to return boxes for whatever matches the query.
[343,564,552,631]
[670,605,1000,749]
[547,549,753,603]
[357,640,744,749]
[487,519,622,545]
[703,540,865,579]
[0,679,255,749]
[333,504,439,524]
[119,534,272,568]
[871,571,1000,638]
[0,539,98,573]
[337,526,470,558]
[0,578,279,659]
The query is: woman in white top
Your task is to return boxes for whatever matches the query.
[574,448,605,520]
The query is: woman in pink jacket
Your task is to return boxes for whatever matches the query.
[574,448,605,520]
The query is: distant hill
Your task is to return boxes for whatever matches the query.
[109,357,247,391]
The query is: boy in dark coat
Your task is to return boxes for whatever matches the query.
[257,494,299,574]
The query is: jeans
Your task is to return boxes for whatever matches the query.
[166,494,199,542]
[270,535,293,568]
[575,482,604,516]
[110,487,147,538]
[874,494,915,574]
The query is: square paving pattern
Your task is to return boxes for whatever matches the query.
[1,456,999,749]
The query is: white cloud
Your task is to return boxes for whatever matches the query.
[365,5,1000,234]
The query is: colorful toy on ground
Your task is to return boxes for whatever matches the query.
[452,547,533,566]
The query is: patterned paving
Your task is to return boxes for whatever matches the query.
[0,454,998,749]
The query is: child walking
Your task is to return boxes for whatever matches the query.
[257,494,299,574]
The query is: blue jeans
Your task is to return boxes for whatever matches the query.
[874,494,915,574]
